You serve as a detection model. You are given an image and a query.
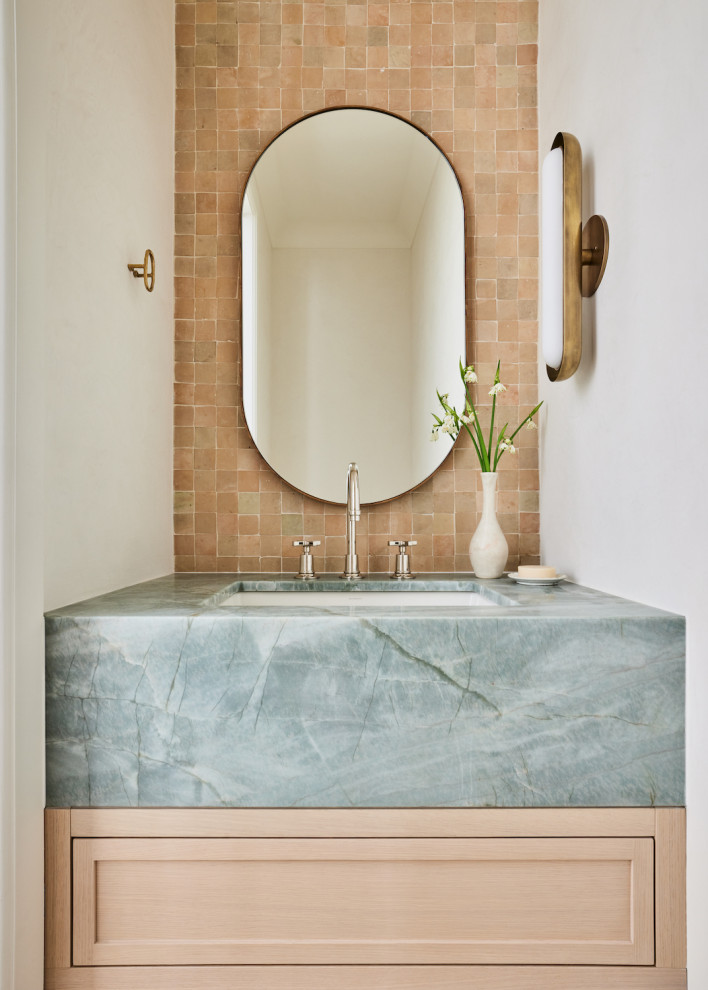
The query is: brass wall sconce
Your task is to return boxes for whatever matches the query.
[127,249,155,292]
[541,132,609,381]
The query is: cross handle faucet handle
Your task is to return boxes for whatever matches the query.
[388,540,417,580]
[293,540,320,580]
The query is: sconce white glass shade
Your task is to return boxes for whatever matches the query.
[541,145,564,372]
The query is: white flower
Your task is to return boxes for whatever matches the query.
[440,415,456,435]
[489,382,507,397]
[463,366,478,384]
[499,438,516,454]
[439,393,450,404]
[526,418,537,430]
[460,412,473,425]
[430,428,440,442]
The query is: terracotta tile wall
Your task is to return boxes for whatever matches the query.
[174,0,539,574]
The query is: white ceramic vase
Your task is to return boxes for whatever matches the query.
[469,472,508,578]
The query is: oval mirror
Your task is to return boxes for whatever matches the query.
[242,108,466,505]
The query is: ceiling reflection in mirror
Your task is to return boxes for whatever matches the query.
[242,108,466,504]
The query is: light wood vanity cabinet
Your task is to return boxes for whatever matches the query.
[45,808,686,990]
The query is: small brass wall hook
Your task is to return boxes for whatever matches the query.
[127,249,155,292]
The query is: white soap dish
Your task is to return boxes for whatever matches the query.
[507,572,567,586]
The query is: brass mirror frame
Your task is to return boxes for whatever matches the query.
[240,106,468,506]
[547,132,609,382]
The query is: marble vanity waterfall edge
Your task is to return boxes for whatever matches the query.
[45,575,685,809]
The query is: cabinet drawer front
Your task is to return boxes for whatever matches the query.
[73,837,654,967]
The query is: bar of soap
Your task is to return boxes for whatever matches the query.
[518,565,556,578]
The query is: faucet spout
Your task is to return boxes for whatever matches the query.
[342,462,362,579]
[347,462,360,521]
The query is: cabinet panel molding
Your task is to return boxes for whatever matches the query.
[45,807,686,990]
[73,836,653,967]
[70,806,657,838]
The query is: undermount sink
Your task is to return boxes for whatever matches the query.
[220,590,497,607]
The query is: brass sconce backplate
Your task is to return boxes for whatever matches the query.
[581,213,609,297]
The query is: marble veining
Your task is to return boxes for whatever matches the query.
[45,575,685,808]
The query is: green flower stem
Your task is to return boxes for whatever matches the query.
[462,422,484,465]
[475,421,490,471]
[493,421,509,471]
[463,387,490,471]
[487,360,500,459]
[509,401,544,441]
[488,392,497,463]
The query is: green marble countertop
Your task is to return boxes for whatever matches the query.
[45,574,685,809]
[45,572,681,620]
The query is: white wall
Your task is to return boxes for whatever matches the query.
[1,0,16,983]
[410,158,466,479]
[250,184,274,454]
[269,246,412,503]
[13,0,174,984]
[538,1,708,982]
[42,0,174,610]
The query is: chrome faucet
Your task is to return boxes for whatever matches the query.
[341,462,361,579]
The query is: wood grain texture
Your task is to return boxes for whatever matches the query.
[655,807,687,968]
[44,810,71,971]
[71,836,95,968]
[47,806,687,990]
[69,807,658,839]
[45,965,687,990]
[72,836,653,967]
